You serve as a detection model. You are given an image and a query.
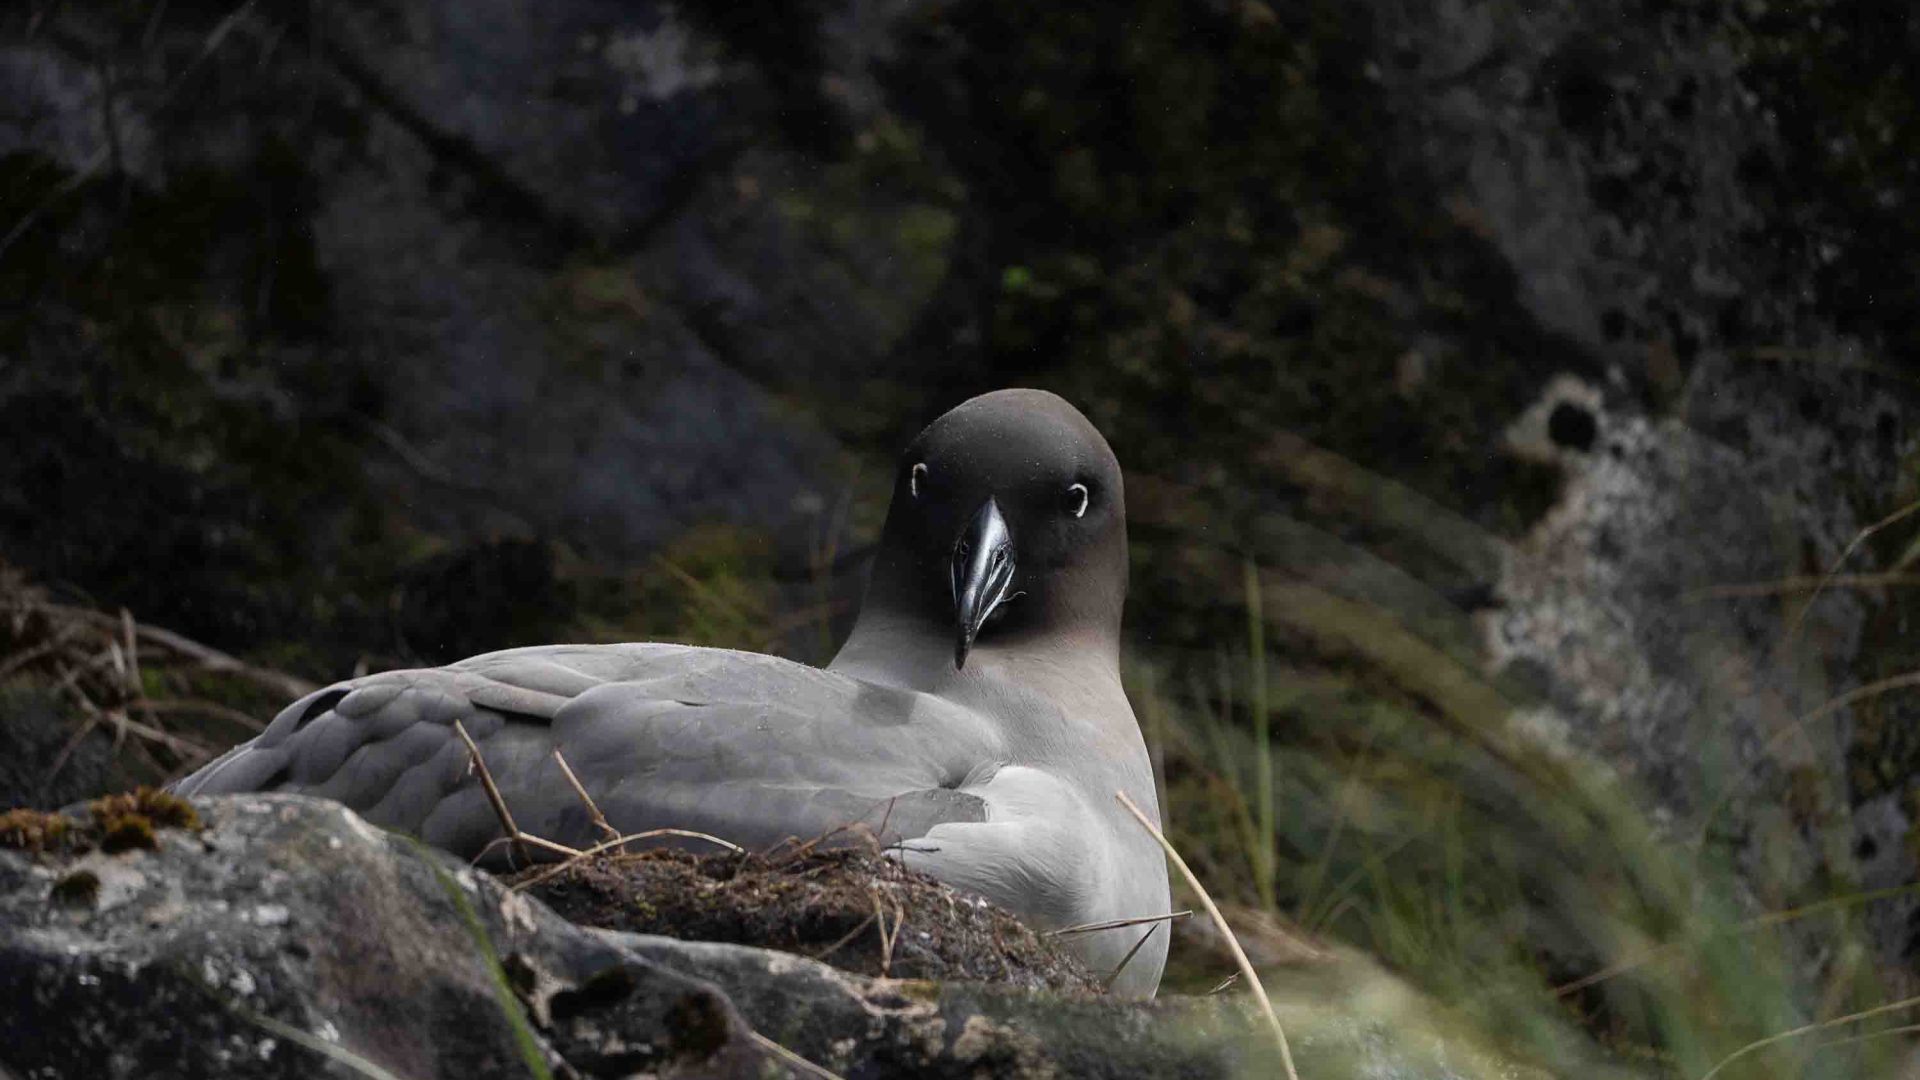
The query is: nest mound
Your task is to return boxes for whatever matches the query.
[511,845,1101,994]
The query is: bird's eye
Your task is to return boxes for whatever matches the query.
[1063,482,1089,519]
[910,463,928,498]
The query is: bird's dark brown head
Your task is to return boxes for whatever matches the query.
[858,389,1128,670]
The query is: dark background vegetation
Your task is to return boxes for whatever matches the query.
[4,1,1920,1075]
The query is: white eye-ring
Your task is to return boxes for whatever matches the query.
[910,463,928,498]
[1065,482,1089,518]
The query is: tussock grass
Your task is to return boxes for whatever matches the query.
[1136,638,1920,1078]
[1126,450,1920,1078]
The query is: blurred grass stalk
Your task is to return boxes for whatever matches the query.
[1244,558,1277,913]
[1127,561,1917,1080]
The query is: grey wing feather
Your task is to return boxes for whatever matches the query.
[173,644,997,861]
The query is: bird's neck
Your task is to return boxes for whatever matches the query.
[832,605,1115,681]
[830,610,1131,748]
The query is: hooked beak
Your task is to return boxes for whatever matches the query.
[952,497,1016,670]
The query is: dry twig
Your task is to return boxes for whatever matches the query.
[550,748,620,843]
[505,827,745,892]
[1,565,292,794]
[141,698,268,731]
[456,738,742,888]
[810,912,880,962]
[455,720,578,867]
[870,888,904,977]
[44,713,104,786]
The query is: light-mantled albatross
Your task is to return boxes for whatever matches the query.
[175,389,1173,997]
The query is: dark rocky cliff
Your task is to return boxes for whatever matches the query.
[3,1,1917,1075]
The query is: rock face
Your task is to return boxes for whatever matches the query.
[1391,0,1920,966]
[0,1,896,673]
[4,0,1920,1068]
[0,794,1268,1079]
[0,793,779,1079]
[0,793,1568,1079]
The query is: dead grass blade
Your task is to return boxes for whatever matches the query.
[119,609,140,690]
[36,602,315,700]
[1047,910,1193,937]
[1780,498,1920,650]
[0,634,72,682]
[116,615,317,699]
[141,698,268,732]
[1553,880,1920,999]
[191,980,418,1080]
[809,912,880,962]
[1697,992,1920,1080]
[1683,572,1920,602]
[44,713,104,786]
[1807,1022,1920,1061]
[1117,789,1299,1080]
[745,1029,848,1080]
[1698,670,1920,847]
[1101,923,1161,993]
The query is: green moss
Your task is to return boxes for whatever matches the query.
[0,787,209,856]
[97,814,158,854]
[0,808,79,854]
[663,989,733,1061]
[49,868,100,906]
[89,787,202,833]
[893,980,942,1003]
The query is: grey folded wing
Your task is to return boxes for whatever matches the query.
[174,643,999,861]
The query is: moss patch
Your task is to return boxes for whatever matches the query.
[0,787,201,858]
[0,808,82,855]
[96,814,159,855]
[88,788,201,832]
[49,868,101,906]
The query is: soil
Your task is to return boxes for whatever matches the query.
[509,845,1101,994]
